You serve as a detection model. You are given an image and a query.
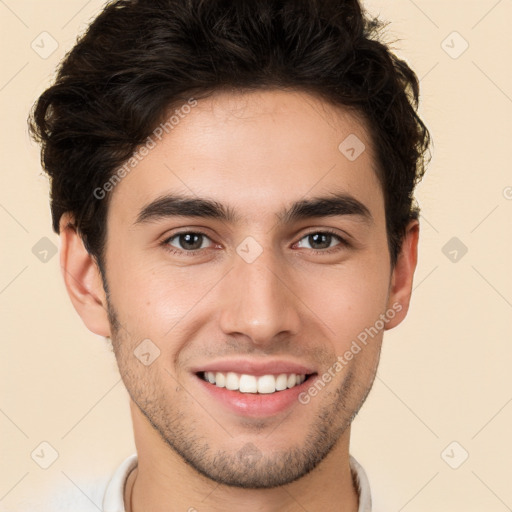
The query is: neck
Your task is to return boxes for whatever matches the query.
[125,403,360,512]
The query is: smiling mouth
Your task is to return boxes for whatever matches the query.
[197,371,315,394]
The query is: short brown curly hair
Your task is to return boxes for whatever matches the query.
[29,0,430,268]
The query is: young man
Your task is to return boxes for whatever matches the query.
[30,0,430,510]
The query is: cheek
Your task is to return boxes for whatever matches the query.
[305,258,391,345]
[107,255,221,337]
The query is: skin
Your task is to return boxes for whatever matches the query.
[59,89,419,512]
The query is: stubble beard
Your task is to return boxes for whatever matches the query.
[106,297,378,489]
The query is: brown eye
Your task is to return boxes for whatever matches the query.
[296,231,346,252]
[307,233,334,250]
[165,232,211,252]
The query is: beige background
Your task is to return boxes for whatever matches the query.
[1,0,511,510]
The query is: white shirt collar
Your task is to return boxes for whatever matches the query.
[103,453,372,511]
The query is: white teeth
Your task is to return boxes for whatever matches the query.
[257,375,276,394]
[239,374,258,393]
[201,371,307,394]
[275,374,288,391]
[215,372,225,388]
[225,372,239,391]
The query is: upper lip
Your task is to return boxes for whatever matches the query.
[191,359,317,377]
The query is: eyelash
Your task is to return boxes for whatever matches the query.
[160,229,349,257]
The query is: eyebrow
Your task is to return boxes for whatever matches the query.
[134,192,373,226]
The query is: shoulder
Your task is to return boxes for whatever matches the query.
[15,478,109,512]
[12,455,137,512]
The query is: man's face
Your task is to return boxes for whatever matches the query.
[103,90,395,487]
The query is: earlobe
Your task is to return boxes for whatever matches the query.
[59,213,111,337]
[385,220,420,330]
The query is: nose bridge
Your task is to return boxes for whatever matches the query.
[218,245,300,344]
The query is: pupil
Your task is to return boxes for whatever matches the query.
[309,233,330,250]
[181,233,202,250]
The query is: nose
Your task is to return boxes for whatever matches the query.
[218,246,301,347]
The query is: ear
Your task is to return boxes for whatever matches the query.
[384,219,419,330]
[59,213,111,337]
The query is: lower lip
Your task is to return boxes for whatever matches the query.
[195,374,316,417]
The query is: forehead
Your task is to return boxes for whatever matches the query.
[108,89,383,225]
